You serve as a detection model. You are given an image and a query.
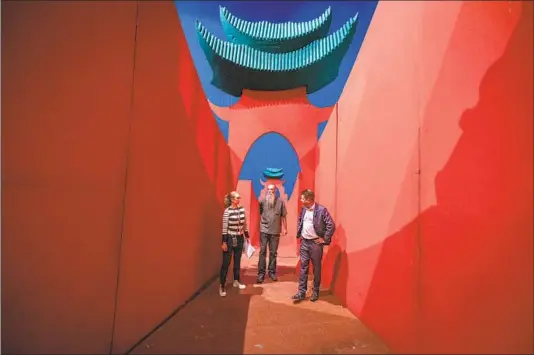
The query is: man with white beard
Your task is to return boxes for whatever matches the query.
[257,184,287,283]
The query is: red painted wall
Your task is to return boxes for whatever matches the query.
[2,2,136,353]
[110,3,233,353]
[417,1,533,352]
[317,1,533,353]
[3,1,532,354]
[2,1,232,354]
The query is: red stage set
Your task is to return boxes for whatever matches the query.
[2,1,532,354]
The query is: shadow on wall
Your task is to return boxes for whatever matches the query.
[359,2,533,353]
[111,3,236,352]
[321,225,349,306]
[1,2,138,354]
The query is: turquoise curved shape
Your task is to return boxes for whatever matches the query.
[219,6,332,53]
[263,168,284,179]
[195,12,358,96]
[196,15,357,72]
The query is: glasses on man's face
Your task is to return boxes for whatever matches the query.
[234,196,241,200]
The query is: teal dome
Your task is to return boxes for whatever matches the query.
[196,7,358,97]
[263,168,284,179]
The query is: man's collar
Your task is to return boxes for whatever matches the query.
[307,203,316,211]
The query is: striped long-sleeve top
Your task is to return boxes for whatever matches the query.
[222,206,248,236]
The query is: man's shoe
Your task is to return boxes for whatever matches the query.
[269,274,278,282]
[310,292,319,302]
[292,293,305,302]
[256,275,264,284]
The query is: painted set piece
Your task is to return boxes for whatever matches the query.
[196,2,358,263]
[263,167,284,179]
[196,6,359,96]
[219,6,332,53]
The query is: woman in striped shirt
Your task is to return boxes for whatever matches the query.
[219,191,250,297]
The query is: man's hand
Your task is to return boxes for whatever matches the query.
[314,238,325,245]
[282,229,288,236]
[221,242,228,252]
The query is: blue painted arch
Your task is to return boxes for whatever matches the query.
[238,132,301,200]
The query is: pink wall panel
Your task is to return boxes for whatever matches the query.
[236,180,260,247]
[418,2,533,352]
[316,109,341,292]
[316,1,532,353]
[315,108,338,217]
[317,2,424,350]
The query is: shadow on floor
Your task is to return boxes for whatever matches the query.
[129,258,389,354]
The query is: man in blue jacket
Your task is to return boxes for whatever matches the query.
[292,189,336,302]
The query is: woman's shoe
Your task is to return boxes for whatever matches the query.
[233,280,246,289]
[219,285,227,297]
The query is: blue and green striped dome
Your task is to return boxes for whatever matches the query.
[196,6,358,97]
[263,168,284,179]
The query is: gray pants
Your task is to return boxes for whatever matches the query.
[297,238,324,295]
[258,232,280,277]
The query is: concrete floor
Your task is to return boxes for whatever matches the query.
[130,253,389,354]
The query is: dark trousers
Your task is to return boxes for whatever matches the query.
[258,232,280,277]
[297,238,324,295]
[220,235,244,286]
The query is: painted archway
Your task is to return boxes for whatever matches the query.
[235,131,304,255]
[239,131,301,200]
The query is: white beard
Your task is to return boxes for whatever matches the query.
[266,194,275,209]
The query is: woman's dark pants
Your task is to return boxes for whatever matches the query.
[220,235,244,286]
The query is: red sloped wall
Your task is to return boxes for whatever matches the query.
[1,1,233,354]
[110,2,233,353]
[1,2,137,353]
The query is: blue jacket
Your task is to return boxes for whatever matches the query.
[296,203,336,245]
